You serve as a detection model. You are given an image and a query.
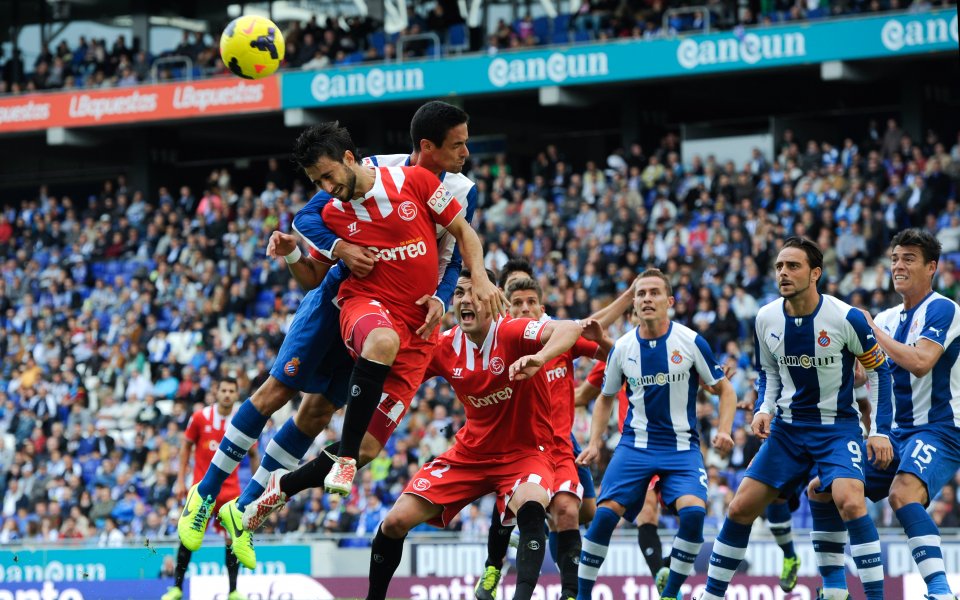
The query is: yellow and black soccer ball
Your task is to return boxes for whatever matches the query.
[220,15,285,80]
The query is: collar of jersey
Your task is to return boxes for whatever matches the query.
[781,294,824,320]
[464,316,500,356]
[634,321,673,344]
[900,290,935,317]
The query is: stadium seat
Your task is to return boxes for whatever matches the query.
[369,30,387,56]
[447,23,469,53]
[533,17,551,43]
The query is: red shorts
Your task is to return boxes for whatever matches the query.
[339,296,437,447]
[404,447,554,529]
[551,453,584,502]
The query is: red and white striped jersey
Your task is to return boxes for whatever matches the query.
[321,165,464,329]
[184,405,243,493]
[424,317,555,459]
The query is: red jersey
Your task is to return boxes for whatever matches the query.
[320,166,464,329]
[586,360,630,434]
[425,317,554,458]
[184,405,246,493]
[543,336,598,460]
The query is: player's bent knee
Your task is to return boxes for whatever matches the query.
[550,495,580,527]
[294,394,335,436]
[361,328,401,364]
[381,512,414,539]
[251,377,297,413]
[888,475,927,510]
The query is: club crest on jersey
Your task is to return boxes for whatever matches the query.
[489,356,505,375]
[671,350,683,364]
[398,201,418,221]
[817,330,831,347]
[412,478,431,491]
[284,357,300,376]
[428,184,454,214]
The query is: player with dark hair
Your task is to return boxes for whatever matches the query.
[164,378,258,600]
[700,237,893,600]
[806,229,960,600]
[366,269,585,600]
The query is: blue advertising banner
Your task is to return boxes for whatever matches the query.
[281,8,958,109]
[0,544,311,582]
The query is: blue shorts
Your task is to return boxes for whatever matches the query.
[269,277,353,406]
[746,419,865,494]
[571,435,596,500]
[598,444,707,520]
[865,426,960,505]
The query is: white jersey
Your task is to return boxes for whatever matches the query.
[601,321,724,451]
[874,291,960,431]
[754,294,892,436]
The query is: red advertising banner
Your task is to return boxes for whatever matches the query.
[0,77,280,134]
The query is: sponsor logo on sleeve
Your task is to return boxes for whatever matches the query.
[428,184,454,214]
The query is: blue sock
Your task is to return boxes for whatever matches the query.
[845,514,883,600]
[197,399,269,499]
[577,507,619,600]
[766,501,796,558]
[701,518,752,599]
[237,417,314,512]
[896,503,952,597]
[663,506,705,597]
[548,530,559,567]
[810,499,848,591]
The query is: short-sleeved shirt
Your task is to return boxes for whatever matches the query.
[425,317,555,458]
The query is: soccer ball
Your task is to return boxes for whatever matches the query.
[220,15,285,80]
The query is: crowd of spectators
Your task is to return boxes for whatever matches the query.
[1,118,960,549]
[3,0,954,96]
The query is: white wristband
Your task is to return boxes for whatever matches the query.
[284,246,302,264]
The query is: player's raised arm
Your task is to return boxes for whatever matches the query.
[291,192,377,278]
[508,319,583,381]
[862,304,950,379]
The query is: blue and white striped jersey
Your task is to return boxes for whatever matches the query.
[601,321,725,451]
[874,291,960,431]
[754,294,893,435]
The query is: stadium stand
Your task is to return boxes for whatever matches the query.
[1,120,959,546]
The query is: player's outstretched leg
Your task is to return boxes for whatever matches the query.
[161,543,193,600]
[577,505,620,600]
[476,511,512,600]
[327,354,393,495]
[238,417,315,513]
[660,505,705,599]
[766,500,800,592]
[179,394,273,549]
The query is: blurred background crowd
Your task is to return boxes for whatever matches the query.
[1,115,960,547]
[2,0,955,95]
